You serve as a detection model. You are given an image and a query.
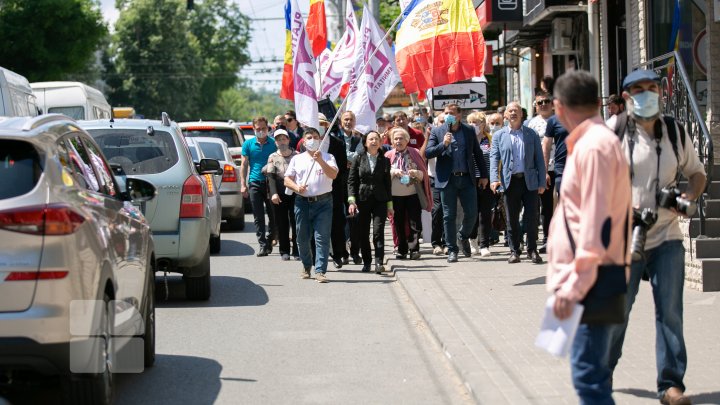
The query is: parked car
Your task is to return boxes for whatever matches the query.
[0,66,38,117]
[190,137,245,231]
[80,114,221,300]
[31,81,111,120]
[0,114,157,405]
[185,137,224,250]
[179,120,245,165]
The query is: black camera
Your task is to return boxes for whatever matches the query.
[657,187,698,217]
[631,208,658,262]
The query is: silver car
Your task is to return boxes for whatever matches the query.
[185,137,224,251]
[80,114,221,301]
[191,136,244,231]
[0,115,157,405]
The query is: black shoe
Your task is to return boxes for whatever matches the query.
[341,256,350,265]
[528,251,543,264]
[460,237,472,257]
[395,253,406,260]
[447,251,458,263]
[256,249,269,257]
[375,264,384,274]
[333,259,343,269]
[538,244,547,254]
[508,253,520,264]
[361,264,371,272]
[352,255,362,265]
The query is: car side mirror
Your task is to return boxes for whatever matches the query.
[124,178,157,202]
[199,158,221,174]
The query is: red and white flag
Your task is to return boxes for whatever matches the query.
[288,0,319,128]
[345,5,400,133]
[318,0,359,101]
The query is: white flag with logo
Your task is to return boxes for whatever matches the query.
[289,0,319,129]
[318,0,358,101]
[345,6,400,133]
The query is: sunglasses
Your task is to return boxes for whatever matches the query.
[535,99,552,106]
[286,117,295,122]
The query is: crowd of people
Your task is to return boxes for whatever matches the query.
[238,68,705,405]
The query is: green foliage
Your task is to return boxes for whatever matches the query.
[105,0,251,120]
[0,0,107,81]
[214,85,291,122]
[378,0,401,40]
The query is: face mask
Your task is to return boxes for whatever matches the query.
[277,144,289,152]
[400,174,411,185]
[470,123,480,135]
[318,126,327,137]
[445,114,456,126]
[255,130,267,138]
[630,91,660,119]
[414,116,426,124]
[489,125,501,134]
[305,139,320,152]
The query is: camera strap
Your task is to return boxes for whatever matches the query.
[626,118,664,207]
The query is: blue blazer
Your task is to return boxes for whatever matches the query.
[425,122,488,188]
[489,126,546,191]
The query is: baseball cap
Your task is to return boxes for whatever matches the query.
[318,113,330,124]
[273,129,289,139]
[622,69,660,89]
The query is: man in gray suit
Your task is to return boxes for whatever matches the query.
[490,102,546,264]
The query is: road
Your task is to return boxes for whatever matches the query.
[1,213,471,405]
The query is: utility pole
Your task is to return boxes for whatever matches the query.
[369,0,380,21]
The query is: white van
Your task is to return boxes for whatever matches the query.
[0,66,38,117]
[31,81,111,120]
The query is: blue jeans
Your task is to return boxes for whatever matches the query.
[294,195,333,274]
[571,323,615,404]
[608,240,687,398]
[439,175,477,253]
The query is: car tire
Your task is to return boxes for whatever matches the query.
[185,247,211,301]
[64,292,113,405]
[210,232,222,254]
[142,269,156,368]
[227,216,244,231]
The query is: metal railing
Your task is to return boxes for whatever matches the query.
[636,51,714,237]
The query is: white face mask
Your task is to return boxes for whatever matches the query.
[318,126,327,136]
[305,138,320,152]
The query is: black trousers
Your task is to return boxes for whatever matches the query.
[357,197,387,265]
[470,185,495,248]
[504,176,539,255]
[392,194,422,255]
[331,189,348,261]
[249,181,274,251]
[540,171,555,243]
[430,178,445,248]
[273,191,298,256]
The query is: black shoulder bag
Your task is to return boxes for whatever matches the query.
[563,209,629,325]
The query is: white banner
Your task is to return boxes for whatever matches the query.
[289,0,319,129]
[318,0,359,101]
[345,5,400,133]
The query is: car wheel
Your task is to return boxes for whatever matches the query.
[64,292,113,405]
[210,232,222,254]
[142,270,155,368]
[185,247,211,301]
[227,216,244,231]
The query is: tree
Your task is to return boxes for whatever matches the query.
[0,0,107,81]
[214,85,291,121]
[378,0,401,40]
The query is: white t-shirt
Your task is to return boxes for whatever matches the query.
[621,118,705,250]
[285,151,338,197]
[527,115,554,171]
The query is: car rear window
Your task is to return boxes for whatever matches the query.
[198,142,226,161]
[0,140,42,200]
[182,127,238,148]
[87,128,179,175]
[48,106,84,120]
[188,144,200,162]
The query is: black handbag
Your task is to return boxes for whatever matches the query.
[563,208,628,325]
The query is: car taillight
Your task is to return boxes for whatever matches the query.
[180,175,205,218]
[231,153,242,161]
[222,164,237,183]
[5,271,69,281]
[0,204,85,235]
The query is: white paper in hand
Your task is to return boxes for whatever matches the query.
[535,295,584,357]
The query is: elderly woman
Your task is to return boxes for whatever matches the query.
[466,112,495,257]
[264,129,299,260]
[348,131,393,273]
[385,127,431,260]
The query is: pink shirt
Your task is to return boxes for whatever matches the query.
[546,116,632,301]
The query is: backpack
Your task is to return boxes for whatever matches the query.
[613,111,686,166]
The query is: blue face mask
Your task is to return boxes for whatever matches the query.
[630,91,660,119]
[445,114,456,126]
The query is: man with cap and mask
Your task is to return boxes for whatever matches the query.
[607,69,706,405]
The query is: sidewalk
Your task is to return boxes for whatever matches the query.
[390,244,720,405]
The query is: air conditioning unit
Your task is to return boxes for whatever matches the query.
[551,18,574,54]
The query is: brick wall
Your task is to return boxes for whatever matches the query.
[628,0,648,68]
[707,0,720,163]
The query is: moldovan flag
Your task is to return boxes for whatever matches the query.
[289,0,319,128]
[318,0,359,101]
[394,0,485,94]
[306,0,328,57]
[280,0,295,101]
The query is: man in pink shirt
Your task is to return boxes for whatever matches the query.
[546,70,632,404]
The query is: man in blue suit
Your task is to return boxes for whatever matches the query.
[426,103,489,263]
[490,102,546,264]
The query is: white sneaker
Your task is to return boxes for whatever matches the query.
[469,239,480,255]
[433,246,443,256]
[480,248,491,258]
